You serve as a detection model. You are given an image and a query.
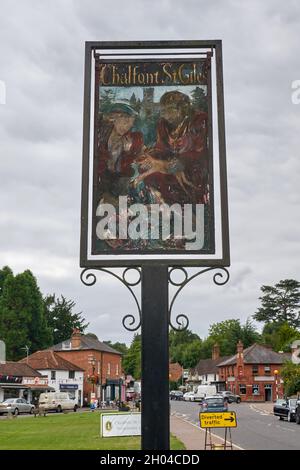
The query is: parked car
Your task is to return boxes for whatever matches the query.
[199,395,228,412]
[169,390,183,401]
[0,398,35,416]
[218,391,241,403]
[183,392,196,402]
[273,398,299,422]
[295,401,300,425]
[38,392,78,412]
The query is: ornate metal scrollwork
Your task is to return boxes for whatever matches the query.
[168,267,230,332]
[80,267,141,332]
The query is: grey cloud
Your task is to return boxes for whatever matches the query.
[0,0,299,345]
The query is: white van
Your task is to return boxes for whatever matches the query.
[38,392,78,413]
[194,385,217,401]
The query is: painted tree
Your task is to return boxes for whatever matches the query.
[44,294,89,345]
[253,279,300,328]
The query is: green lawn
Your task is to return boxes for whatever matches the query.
[0,411,185,450]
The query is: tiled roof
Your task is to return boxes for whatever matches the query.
[217,343,292,367]
[19,350,84,371]
[0,362,42,377]
[191,356,231,375]
[51,335,122,355]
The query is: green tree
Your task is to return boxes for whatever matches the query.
[261,322,300,352]
[85,333,99,340]
[0,266,13,296]
[280,361,300,396]
[169,329,202,368]
[122,334,141,378]
[104,340,128,355]
[0,269,52,360]
[44,294,89,345]
[205,318,261,357]
[253,279,300,328]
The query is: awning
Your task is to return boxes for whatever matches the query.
[0,384,26,389]
[24,385,55,391]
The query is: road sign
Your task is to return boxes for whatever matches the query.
[199,411,237,428]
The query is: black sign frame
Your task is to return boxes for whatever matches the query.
[80,40,230,268]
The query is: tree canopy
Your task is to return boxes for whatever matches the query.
[253,279,300,328]
[122,334,141,378]
[201,318,261,357]
[44,294,89,345]
[0,268,52,360]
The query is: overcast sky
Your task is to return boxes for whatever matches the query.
[0,0,299,347]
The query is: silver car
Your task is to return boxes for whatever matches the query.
[0,398,35,415]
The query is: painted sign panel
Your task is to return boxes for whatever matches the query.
[80,41,230,268]
[101,412,141,437]
[199,411,237,428]
[92,57,214,256]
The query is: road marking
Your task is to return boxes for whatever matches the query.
[171,412,244,450]
[249,404,272,415]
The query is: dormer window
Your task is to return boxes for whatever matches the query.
[62,340,71,350]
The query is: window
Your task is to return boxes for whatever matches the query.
[264,365,271,374]
[252,384,259,395]
[252,365,259,375]
[116,364,119,376]
[107,363,111,376]
[69,371,75,379]
[51,371,56,380]
[239,384,246,395]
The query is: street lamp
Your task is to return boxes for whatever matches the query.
[274,369,279,400]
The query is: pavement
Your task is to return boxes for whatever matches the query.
[170,413,242,450]
[170,402,275,450]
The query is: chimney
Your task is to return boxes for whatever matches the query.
[71,329,81,349]
[212,343,220,360]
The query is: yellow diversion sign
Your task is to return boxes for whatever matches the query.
[199,411,237,428]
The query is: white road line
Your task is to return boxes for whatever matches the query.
[171,413,244,450]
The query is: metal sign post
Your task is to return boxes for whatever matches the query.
[80,40,230,450]
[141,265,169,449]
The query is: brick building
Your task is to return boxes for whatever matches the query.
[51,330,123,404]
[217,341,291,402]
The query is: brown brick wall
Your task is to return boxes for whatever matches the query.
[56,350,122,400]
[219,363,283,402]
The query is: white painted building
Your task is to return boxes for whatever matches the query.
[187,344,230,392]
[19,350,84,406]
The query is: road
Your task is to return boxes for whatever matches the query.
[171,400,300,450]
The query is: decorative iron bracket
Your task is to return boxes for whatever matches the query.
[80,267,141,332]
[80,266,229,333]
[168,267,230,331]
